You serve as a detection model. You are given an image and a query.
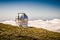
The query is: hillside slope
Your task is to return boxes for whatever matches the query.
[0,23,60,40]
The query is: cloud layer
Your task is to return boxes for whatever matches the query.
[1,19,60,33]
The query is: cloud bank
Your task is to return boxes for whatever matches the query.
[1,19,60,33]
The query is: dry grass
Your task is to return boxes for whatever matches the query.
[0,23,60,40]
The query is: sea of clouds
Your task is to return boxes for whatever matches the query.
[1,19,60,33]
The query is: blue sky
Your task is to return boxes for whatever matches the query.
[0,0,60,21]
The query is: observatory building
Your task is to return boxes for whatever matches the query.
[15,13,28,27]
